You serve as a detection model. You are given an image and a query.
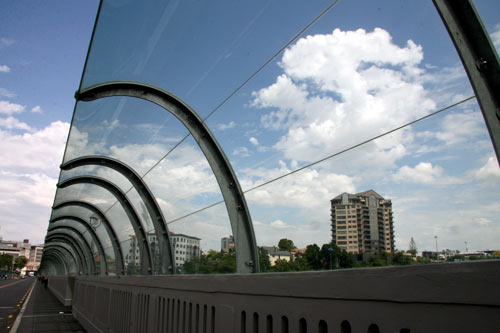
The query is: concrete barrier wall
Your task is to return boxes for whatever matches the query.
[70,260,500,333]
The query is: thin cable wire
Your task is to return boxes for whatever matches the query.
[166,95,476,225]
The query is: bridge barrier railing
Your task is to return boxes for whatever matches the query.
[47,275,75,307]
[54,260,500,333]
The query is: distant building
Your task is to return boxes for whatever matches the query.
[331,190,394,254]
[221,235,235,253]
[126,232,201,273]
[171,232,201,271]
[0,239,43,274]
[268,250,291,265]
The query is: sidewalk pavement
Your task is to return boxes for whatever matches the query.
[13,279,85,332]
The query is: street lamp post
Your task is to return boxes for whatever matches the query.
[328,248,333,270]
[434,236,439,260]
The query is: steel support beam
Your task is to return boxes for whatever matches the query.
[53,200,125,274]
[46,235,92,275]
[50,216,108,275]
[47,226,101,275]
[60,155,174,274]
[434,0,500,164]
[75,81,259,273]
[57,175,153,275]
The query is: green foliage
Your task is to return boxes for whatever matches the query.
[392,252,413,265]
[304,244,322,270]
[278,238,296,252]
[259,249,271,272]
[0,254,13,270]
[14,256,28,269]
[183,251,236,274]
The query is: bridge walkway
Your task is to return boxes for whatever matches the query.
[14,279,85,333]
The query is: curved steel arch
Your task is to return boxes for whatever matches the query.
[46,235,90,275]
[47,226,101,275]
[60,155,174,274]
[57,175,152,275]
[50,216,108,275]
[43,251,68,276]
[76,81,259,273]
[42,255,63,276]
[44,243,80,275]
[52,200,125,274]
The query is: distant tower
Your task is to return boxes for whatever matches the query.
[330,190,394,254]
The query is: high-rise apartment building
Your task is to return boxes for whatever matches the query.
[331,190,394,254]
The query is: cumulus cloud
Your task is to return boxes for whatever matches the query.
[0,116,32,131]
[0,88,16,98]
[217,121,236,131]
[0,65,10,73]
[252,28,436,169]
[31,105,42,113]
[0,100,25,115]
[0,121,69,244]
[0,121,69,173]
[249,137,259,146]
[393,162,443,184]
[0,37,14,47]
[232,146,251,157]
[491,24,500,52]
[475,156,500,181]
[243,160,356,213]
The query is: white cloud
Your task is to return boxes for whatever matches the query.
[31,105,42,113]
[249,137,259,146]
[0,121,69,244]
[0,100,25,115]
[217,121,236,131]
[252,28,436,170]
[0,37,14,47]
[0,88,16,98]
[393,162,443,184]
[0,116,32,130]
[232,146,251,157]
[243,160,356,212]
[0,65,10,73]
[491,24,500,52]
[475,156,500,181]
[270,220,287,229]
[0,121,69,173]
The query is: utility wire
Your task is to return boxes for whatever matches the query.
[166,95,476,225]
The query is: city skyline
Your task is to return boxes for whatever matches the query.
[1,1,500,254]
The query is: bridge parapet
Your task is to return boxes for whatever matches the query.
[62,260,500,333]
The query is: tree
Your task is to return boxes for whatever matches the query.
[392,251,413,265]
[278,238,296,252]
[304,244,322,270]
[0,254,13,270]
[408,237,417,255]
[259,248,271,272]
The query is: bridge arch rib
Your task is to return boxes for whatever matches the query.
[42,251,68,275]
[50,216,108,275]
[57,175,152,275]
[44,243,80,275]
[47,225,104,275]
[75,81,259,273]
[52,200,125,275]
[60,155,174,274]
[46,234,93,275]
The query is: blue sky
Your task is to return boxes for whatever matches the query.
[1,1,500,255]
